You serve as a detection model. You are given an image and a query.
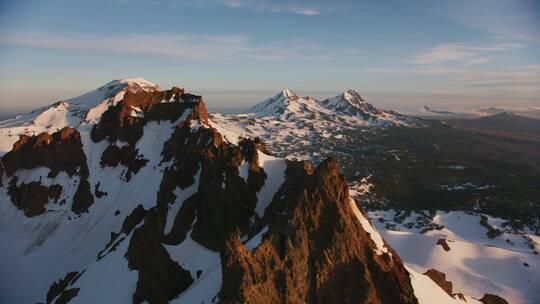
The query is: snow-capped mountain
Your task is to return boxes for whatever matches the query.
[211,88,415,162]
[320,90,408,125]
[245,88,410,127]
[0,78,478,303]
[0,77,160,154]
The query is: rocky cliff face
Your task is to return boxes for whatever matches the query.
[220,157,416,304]
[0,79,456,303]
[4,126,93,215]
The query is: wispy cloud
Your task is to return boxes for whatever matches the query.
[440,0,540,42]
[0,31,358,62]
[140,0,334,15]
[371,64,540,98]
[409,42,523,65]
[217,0,332,15]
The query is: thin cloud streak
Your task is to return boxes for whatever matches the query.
[0,31,357,62]
[441,0,540,42]
[409,43,524,65]
[142,0,333,15]
[371,64,540,98]
[219,0,327,15]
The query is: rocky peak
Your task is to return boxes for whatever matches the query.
[220,156,418,303]
[280,88,300,100]
[120,77,160,92]
[244,88,307,116]
[99,77,160,96]
[91,86,202,145]
[321,90,378,116]
[343,89,365,104]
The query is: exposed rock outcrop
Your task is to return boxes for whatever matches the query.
[437,238,451,251]
[4,127,87,177]
[480,294,509,304]
[423,268,452,295]
[126,210,193,304]
[158,107,267,250]
[91,87,207,181]
[7,177,50,217]
[3,127,94,214]
[46,271,83,304]
[220,157,418,304]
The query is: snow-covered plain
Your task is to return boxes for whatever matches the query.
[368,210,540,304]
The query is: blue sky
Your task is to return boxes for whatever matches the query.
[0,0,539,112]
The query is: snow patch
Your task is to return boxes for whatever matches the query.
[164,167,201,235]
[165,231,222,304]
[370,210,540,304]
[254,151,287,217]
[407,266,474,304]
[238,161,250,183]
[349,198,389,255]
[244,226,269,251]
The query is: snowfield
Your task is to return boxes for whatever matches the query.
[368,210,540,304]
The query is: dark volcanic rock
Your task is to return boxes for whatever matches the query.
[7,177,64,217]
[100,144,148,181]
[4,127,86,177]
[437,238,451,251]
[158,108,267,250]
[220,157,418,304]
[92,87,206,181]
[48,184,63,202]
[480,293,509,304]
[3,127,94,214]
[126,210,193,304]
[98,205,147,260]
[91,87,197,144]
[423,268,452,295]
[72,177,94,214]
[46,271,82,304]
[8,177,50,217]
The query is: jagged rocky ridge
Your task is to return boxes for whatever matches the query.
[0,79,475,303]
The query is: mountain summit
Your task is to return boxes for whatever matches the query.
[319,90,410,125]
[244,88,310,116]
[0,78,162,154]
[321,90,375,114]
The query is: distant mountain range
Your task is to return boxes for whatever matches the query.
[210,88,417,162]
[420,104,540,120]
[446,112,540,142]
